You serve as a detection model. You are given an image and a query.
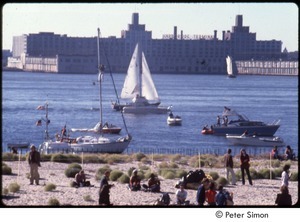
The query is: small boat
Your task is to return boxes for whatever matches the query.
[226,55,236,78]
[112,43,169,114]
[207,107,280,136]
[167,112,182,126]
[201,129,214,135]
[226,134,285,147]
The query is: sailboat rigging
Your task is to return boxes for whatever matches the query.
[39,28,131,154]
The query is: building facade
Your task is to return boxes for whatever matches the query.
[8,13,296,75]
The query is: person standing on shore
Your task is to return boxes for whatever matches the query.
[240,148,252,185]
[28,145,41,185]
[281,164,291,187]
[224,148,236,185]
[275,185,292,206]
[99,170,114,205]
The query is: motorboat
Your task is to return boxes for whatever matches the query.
[201,126,214,135]
[167,112,182,126]
[112,43,169,114]
[209,107,280,136]
[226,134,285,147]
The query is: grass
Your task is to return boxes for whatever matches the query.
[44,183,56,192]
[48,198,60,206]
[8,182,20,193]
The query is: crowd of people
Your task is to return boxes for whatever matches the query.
[24,144,294,206]
[271,145,296,161]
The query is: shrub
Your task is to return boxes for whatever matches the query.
[118,174,130,184]
[259,168,275,179]
[216,177,228,187]
[70,181,77,187]
[235,170,241,181]
[48,198,60,206]
[40,154,52,162]
[137,171,145,180]
[95,166,111,180]
[2,153,19,161]
[134,152,146,161]
[105,154,128,164]
[169,162,179,168]
[138,164,150,171]
[83,155,102,163]
[67,163,82,170]
[290,172,298,181]
[208,172,219,181]
[127,167,136,177]
[51,154,70,163]
[83,195,93,202]
[2,188,9,195]
[188,156,205,168]
[8,182,20,193]
[109,170,123,181]
[271,159,281,168]
[158,161,169,168]
[175,169,187,179]
[2,165,12,175]
[140,157,151,164]
[170,154,182,162]
[249,168,260,180]
[44,183,56,192]
[64,167,81,178]
[272,168,282,178]
[163,171,176,179]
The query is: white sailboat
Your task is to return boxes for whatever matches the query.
[226,55,236,78]
[112,43,170,114]
[39,28,131,154]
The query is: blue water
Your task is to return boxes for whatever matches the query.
[1,71,298,156]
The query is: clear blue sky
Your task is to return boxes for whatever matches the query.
[2,2,298,51]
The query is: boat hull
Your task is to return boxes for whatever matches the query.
[226,135,285,147]
[39,138,130,154]
[123,106,169,114]
[212,125,280,136]
[167,117,182,126]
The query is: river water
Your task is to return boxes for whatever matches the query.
[2,71,298,156]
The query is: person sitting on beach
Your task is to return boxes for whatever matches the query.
[143,173,160,192]
[271,146,282,160]
[205,182,217,206]
[74,170,91,187]
[11,147,18,154]
[275,185,292,206]
[176,184,188,205]
[215,185,234,206]
[285,145,295,160]
[196,178,210,206]
[129,169,141,191]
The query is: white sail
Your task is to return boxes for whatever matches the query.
[141,52,159,101]
[226,56,233,75]
[121,44,140,99]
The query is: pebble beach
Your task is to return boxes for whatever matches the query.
[2,159,298,207]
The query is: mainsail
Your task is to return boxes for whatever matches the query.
[226,56,233,75]
[120,43,160,102]
[121,44,140,99]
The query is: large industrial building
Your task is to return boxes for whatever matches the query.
[6,13,297,75]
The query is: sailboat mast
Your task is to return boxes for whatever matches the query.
[97,28,103,134]
[138,42,143,97]
[45,102,49,140]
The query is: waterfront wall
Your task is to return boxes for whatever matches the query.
[236,60,298,76]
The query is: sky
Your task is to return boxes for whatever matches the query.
[2,2,298,51]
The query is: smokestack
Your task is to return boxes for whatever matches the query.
[214,30,217,39]
[181,30,183,40]
[174,26,177,40]
[132,13,139,25]
[222,31,225,40]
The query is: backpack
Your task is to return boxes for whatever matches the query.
[224,191,234,206]
[185,170,205,183]
[160,192,170,205]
